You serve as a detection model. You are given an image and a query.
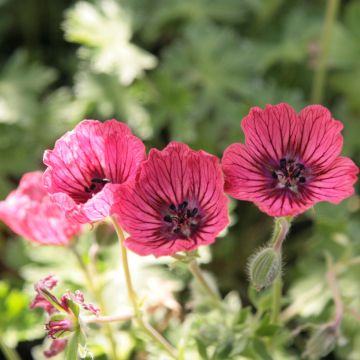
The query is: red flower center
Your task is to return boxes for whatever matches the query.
[163,201,200,239]
[272,158,306,192]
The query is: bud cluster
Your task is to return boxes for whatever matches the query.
[30,275,99,358]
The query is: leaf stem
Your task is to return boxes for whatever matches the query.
[326,257,343,330]
[82,310,134,324]
[188,259,222,308]
[70,244,118,360]
[0,339,21,360]
[270,217,291,323]
[111,217,178,359]
[311,0,340,103]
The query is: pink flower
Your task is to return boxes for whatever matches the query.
[43,119,145,223]
[222,104,359,217]
[0,172,81,245]
[113,142,229,256]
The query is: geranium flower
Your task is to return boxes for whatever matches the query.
[0,172,80,245]
[113,142,229,256]
[43,119,145,223]
[222,103,358,217]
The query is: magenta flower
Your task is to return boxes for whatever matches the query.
[113,142,229,257]
[0,172,81,245]
[222,103,359,217]
[43,119,145,223]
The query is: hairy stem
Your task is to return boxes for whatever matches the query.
[311,0,340,103]
[111,217,178,359]
[326,259,343,330]
[0,339,21,360]
[70,245,118,360]
[270,217,291,323]
[82,311,134,324]
[188,259,222,307]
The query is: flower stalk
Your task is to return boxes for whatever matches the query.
[69,245,118,360]
[270,217,291,324]
[82,311,134,324]
[311,0,340,103]
[111,217,178,359]
[0,339,21,360]
[188,259,222,308]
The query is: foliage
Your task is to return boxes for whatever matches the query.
[0,0,360,359]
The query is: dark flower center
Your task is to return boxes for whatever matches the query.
[272,158,306,192]
[84,178,111,195]
[162,201,200,239]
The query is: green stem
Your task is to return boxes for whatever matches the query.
[311,0,340,103]
[270,217,292,324]
[0,339,21,360]
[111,217,178,359]
[70,245,118,360]
[188,259,222,308]
[326,258,343,330]
[82,311,134,324]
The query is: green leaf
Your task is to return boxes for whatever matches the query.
[195,336,209,360]
[251,339,272,360]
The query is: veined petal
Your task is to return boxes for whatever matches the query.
[298,105,343,169]
[222,143,272,201]
[242,103,300,162]
[307,157,358,203]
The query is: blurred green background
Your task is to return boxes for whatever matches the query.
[0,0,360,359]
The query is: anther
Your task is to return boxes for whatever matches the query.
[163,215,172,223]
[179,201,188,210]
[169,204,176,211]
[280,158,287,169]
[299,177,306,183]
[190,208,198,217]
[91,178,111,184]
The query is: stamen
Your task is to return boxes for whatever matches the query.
[190,208,198,217]
[163,202,200,238]
[273,158,307,191]
[91,178,111,184]
[179,201,188,210]
[280,158,286,169]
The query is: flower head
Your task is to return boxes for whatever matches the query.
[113,142,229,257]
[222,104,358,217]
[43,119,145,223]
[0,172,81,245]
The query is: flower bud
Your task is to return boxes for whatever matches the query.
[248,247,281,291]
[304,325,337,360]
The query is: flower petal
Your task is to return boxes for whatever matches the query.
[298,105,344,169]
[222,143,272,201]
[242,103,300,162]
[0,172,80,245]
[307,157,359,203]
